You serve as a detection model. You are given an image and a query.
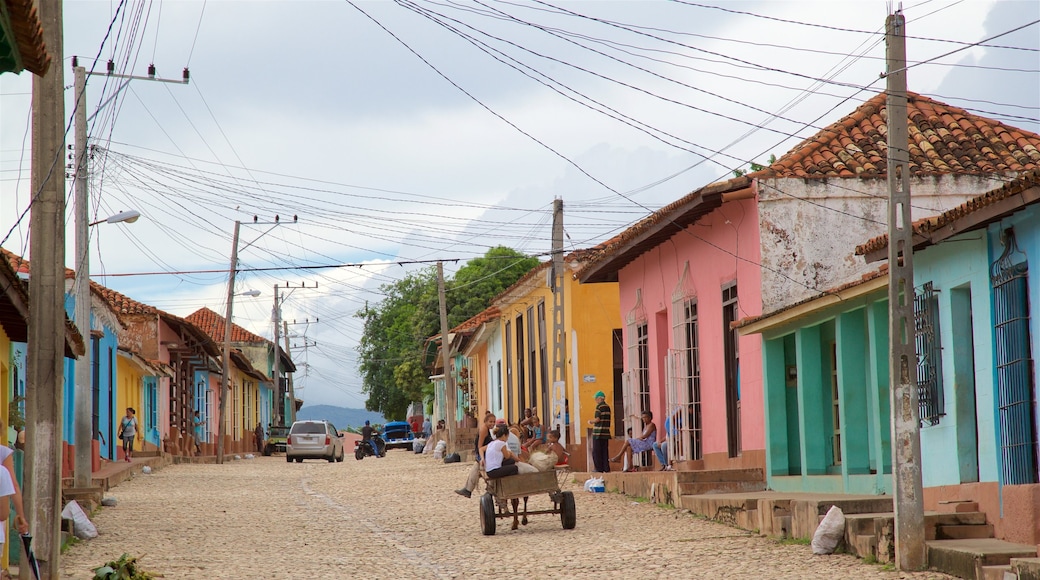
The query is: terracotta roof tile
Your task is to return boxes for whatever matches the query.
[186,307,268,344]
[3,0,51,75]
[768,92,1040,178]
[856,168,1040,256]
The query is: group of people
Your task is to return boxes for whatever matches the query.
[453,409,571,498]
[588,391,675,473]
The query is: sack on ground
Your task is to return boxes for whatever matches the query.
[432,440,446,460]
[443,452,461,464]
[811,505,845,555]
[583,477,605,493]
[61,499,98,540]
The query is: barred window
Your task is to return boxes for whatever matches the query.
[914,281,945,426]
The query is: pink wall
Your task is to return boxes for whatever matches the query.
[617,198,764,460]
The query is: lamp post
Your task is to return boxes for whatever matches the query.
[73,209,140,489]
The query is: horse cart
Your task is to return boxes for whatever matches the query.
[479,470,576,535]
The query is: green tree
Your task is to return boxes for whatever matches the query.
[355,247,540,419]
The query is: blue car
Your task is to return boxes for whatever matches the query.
[382,421,415,450]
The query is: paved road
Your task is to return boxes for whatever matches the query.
[61,451,952,579]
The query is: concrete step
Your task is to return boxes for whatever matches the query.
[677,480,767,495]
[927,539,1038,580]
[939,500,980,513]
[1011,557,1040,580]
[675,468,764,483]
[937,524,996,540]
[980,565,1012,580]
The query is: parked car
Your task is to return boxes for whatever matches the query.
[263,424,290,456]
[286,420,344,463]
[381,421,415,450]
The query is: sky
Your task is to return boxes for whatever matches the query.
[1,0,1037,409]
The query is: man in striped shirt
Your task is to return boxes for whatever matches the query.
[588,391,611,472]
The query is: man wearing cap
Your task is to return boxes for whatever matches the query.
[587,391,611,472]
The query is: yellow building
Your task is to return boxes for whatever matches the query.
[492,254,621,447]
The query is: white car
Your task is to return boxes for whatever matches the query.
[286,420,345,463]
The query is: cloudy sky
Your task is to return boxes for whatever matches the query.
[1,0,1037,409]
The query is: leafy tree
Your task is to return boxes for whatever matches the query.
[355,247,540,419]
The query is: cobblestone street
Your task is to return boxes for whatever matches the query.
[61,451,953,579]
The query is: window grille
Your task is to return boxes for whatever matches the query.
[991,228,1038,485]
[722,284,741,457]
[914,281,945,426]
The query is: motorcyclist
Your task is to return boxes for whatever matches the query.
[361,420,379,456]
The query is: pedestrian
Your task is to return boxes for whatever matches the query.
[192,411,205,455]
[455,413,496,498]
[422,416,432,439]
[587,391,611,473]
[254,422,265,453]
[119,407,139,462]
[610,410,657,472]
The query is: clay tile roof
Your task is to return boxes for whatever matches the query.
[856,168,1040,258]
[576,176,750,283]
[450,306,501,335]
[185,307,268,344]
[0,247,85,357]
[769,92,1040,178]
[93,283,158,317]
[2,0,51,75]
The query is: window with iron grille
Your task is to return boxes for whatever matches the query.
[722,284,741,457]
[636,323,650,414]
[914,281,945,426]
[991,229,1038,485]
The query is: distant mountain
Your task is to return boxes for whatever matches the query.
[296,405,385,429]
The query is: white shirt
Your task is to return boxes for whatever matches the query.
[0,468,15,543]
[484,439,508,472]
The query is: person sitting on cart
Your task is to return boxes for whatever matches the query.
[361,420,378,455]
[455,413,497,498]
[544,429,569,466]
[485,425,538,479]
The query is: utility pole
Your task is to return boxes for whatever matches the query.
[550,199,568,443]
[272,286,280,428]
[72,63,91,490]
[72,59,181,488]
[217,221,241,465]
[437,262,456,454]
[26,0,66,573]
[283,320,296,419]
[885,10,925,571]
[272,282,314,426]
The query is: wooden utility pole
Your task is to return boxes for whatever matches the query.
[217,220,241,464]
[437,262,456,454]
[26,0,66,573]
[550,199,568,443]
[885,10,926,571]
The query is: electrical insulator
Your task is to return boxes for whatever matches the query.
[107,60,114,74]
[183,68,190,83]
[148,64,156,77]
[293,215,298,222]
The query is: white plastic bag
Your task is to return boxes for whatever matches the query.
[811,505,846,555]
[433,440,446,460]
[583,477,605,493]
[61,500,98,540]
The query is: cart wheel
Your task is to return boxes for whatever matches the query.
[480,493,496,536]
[560,491,576,529]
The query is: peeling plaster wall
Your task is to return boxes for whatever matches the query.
[757,174,1010,313]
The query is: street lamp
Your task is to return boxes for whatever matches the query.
[88,209,140,227]
[74,210,140,489]
[237,289,261,298]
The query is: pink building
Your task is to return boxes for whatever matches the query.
[578,179,765,472]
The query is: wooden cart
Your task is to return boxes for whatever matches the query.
[479,470,576,535]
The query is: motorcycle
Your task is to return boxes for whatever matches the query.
[354,434,386,460]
